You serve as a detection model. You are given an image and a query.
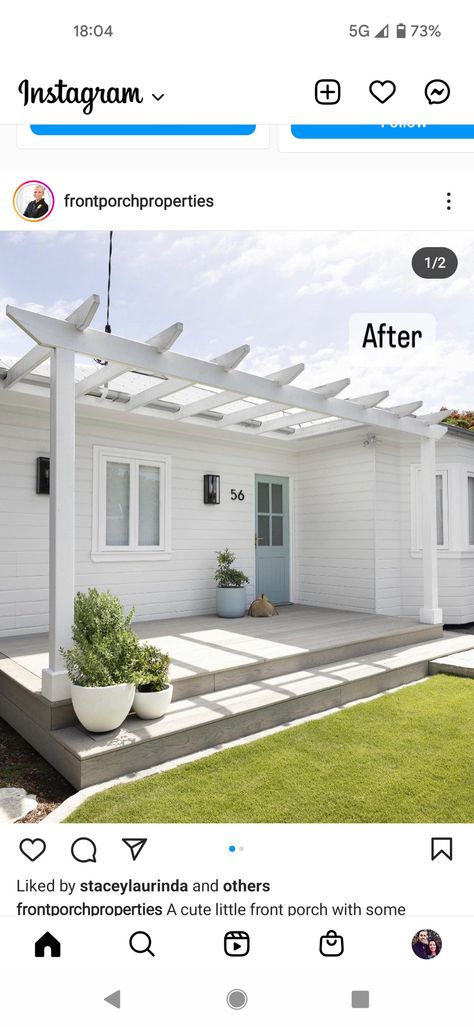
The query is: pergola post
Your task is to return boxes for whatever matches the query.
[42,348,76,701]
[419,436,443,625]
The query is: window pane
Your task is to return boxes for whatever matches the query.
[139,465,160,546]
[258,482,270,512]
[436,474,444,546]
[469,477,474,545]
[271,483,283,514]
[257,515,270,546]
[106,462,130,545]
[272,516,283,546]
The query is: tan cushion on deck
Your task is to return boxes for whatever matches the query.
[247,594,279,617]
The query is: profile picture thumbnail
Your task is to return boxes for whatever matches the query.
[411,928,442,959]
[13,180,54,222]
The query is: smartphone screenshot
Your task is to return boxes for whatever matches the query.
[0,2,472,1023]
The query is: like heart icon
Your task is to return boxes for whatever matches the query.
[19,838,46,862]
[369,80,396,103]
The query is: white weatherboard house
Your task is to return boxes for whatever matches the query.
[1,295,473,788]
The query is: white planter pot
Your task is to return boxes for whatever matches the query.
[71,682,135,733]
[216,586,247,618]
[133,684,173,720]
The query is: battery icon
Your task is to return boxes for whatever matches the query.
[397,23,407,38]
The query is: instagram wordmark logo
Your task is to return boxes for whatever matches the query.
[18,79,144,116]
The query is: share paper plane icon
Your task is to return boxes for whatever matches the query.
[104,991,121,1009]
[122,837,147,861]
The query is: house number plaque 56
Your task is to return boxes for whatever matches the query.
[230,489,245,501]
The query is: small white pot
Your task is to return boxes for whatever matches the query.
[133,684,173,720]
[71,682,135,733]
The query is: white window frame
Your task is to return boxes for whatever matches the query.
[92,446,171,561]
[466,470,474,549]
[411,466,449,552]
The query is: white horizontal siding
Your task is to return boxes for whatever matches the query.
[2,401,473,635]
[0,406,296,635]
[295,436,376,613]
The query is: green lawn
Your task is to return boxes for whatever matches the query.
[66,674,474,824]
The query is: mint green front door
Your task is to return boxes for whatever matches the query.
[255,475,290,604]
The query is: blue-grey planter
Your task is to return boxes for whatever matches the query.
[216,586,247,618]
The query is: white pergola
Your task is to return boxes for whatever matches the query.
[4,296,447,702]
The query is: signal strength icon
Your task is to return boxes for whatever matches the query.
[375,24,389,38]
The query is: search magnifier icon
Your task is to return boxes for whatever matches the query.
[129,931,155,956]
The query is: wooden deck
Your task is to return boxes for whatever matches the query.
[0,605,445,701]
[0,605,459,789]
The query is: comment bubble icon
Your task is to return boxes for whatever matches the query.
[71,837,97,863]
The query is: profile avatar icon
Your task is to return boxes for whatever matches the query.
[412,928,442,959]
[13,180,54,222]
[24,184,49,219]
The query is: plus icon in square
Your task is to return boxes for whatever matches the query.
[315,79,341,104]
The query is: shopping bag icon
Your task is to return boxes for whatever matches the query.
[319,930,344,956]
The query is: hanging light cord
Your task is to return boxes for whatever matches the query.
[94,230,113,366]
[105,230,113,334]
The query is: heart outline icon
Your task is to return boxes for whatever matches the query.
[369,80,396,103]
[19,838,46,862]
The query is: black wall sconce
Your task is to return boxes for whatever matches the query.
[36,456,50,495]
[203,474,220,504]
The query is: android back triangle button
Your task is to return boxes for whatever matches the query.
[104,991,121,1009]
[122,838,147,861]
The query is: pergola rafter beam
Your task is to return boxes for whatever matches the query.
[4,305,446,440]
[251,390,390,435]
[75,362,130,399]
[124,345,250,413]
[66,294,100,331]
[218,376,351,428]
[75,320,184,400]
[386,401,423,416]
[1,345,50,390]
[146,322,183,351]
[172,362,305,422]
[418,410,452,424]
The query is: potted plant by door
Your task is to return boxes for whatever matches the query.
[133,643,172,720]
[215,548,249,618]
[61,588,141,733]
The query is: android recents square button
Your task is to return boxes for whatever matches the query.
[352,991,370,1009]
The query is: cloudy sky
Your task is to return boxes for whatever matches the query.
[0,230,473,410]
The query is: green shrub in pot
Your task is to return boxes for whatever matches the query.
[133,643,173,720]
[62,589,143,732]
[215,547,249,618]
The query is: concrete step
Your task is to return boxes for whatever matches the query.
[48,632,474,789]
[429,648,474,678]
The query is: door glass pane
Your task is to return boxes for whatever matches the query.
[106,462,130,545]
[139,465,160,546]
[468,476,474,545]
[272,516,283,546]
[257,515,270,546]
[272,483,283,514]
[258,482,270,512]
[435,474,444,546]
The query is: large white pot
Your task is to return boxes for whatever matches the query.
[216,586,247,618]
[133,684,173,720]
[71,682,135,733]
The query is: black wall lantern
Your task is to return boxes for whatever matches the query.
[36,456,50,495]
[203,474,220,505]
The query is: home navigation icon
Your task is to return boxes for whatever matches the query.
[35,932,61,957]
